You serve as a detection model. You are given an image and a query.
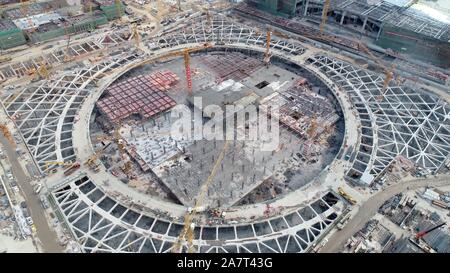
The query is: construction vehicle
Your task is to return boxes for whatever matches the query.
[63,162,80,176]
[319,0,331,34]
[43,161,73,173]
[34,183,42,194]
[0,124,14,147]
[415,222,446,240]
[85,153,101,172]
[410,222,446,253]
[29,61,50,80]
[337,187,357,205]
[336,212,351,230]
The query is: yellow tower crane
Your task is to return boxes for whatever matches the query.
[172,140,231,253]
[307,115,318,139]
[131,24,140,48]
[115,0,124,20]
[320,0,331,34]
[20,0,36,31]
[357,42,398,101]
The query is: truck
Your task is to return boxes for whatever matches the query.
[336,213,352,230]
[34,183,42,194]
[63,162,80,176]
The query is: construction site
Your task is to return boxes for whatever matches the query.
[0,0,449,254]
[88,48,345,208]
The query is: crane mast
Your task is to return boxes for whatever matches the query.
[320,0,331,34]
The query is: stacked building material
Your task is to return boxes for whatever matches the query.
[96,70,179,123]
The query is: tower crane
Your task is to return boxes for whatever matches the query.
[307,115,318,138]
[114,123,132,175]
[115,0,124,20]
[151,43,213,95]
[130,24,140,48]
[357,42,398,101]
[320,0,331,34]
[172,140,231,253]
[20,0,36,31]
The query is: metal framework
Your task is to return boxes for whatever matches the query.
[0,30,129,82]
[297,0,450,41]
[148,15,305,56]
[50,175,343,253]
[4,50,141,171]
[2,12,449,253]
[308,54,450,181]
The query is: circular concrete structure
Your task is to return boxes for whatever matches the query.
[89,47,346,208]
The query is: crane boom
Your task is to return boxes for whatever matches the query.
[183,49,192,93]
[173,140,230,253]
[416,222,446,239]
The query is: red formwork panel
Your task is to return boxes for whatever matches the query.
[96,70,179,123]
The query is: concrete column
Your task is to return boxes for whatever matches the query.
[362,16,368,32]
[303,0,309,16]
[340,11,347,25]
[376,24,383,40]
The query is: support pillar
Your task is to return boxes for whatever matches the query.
[340,11,347,25]
[362,16,368,33]
[304,0,309,16]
